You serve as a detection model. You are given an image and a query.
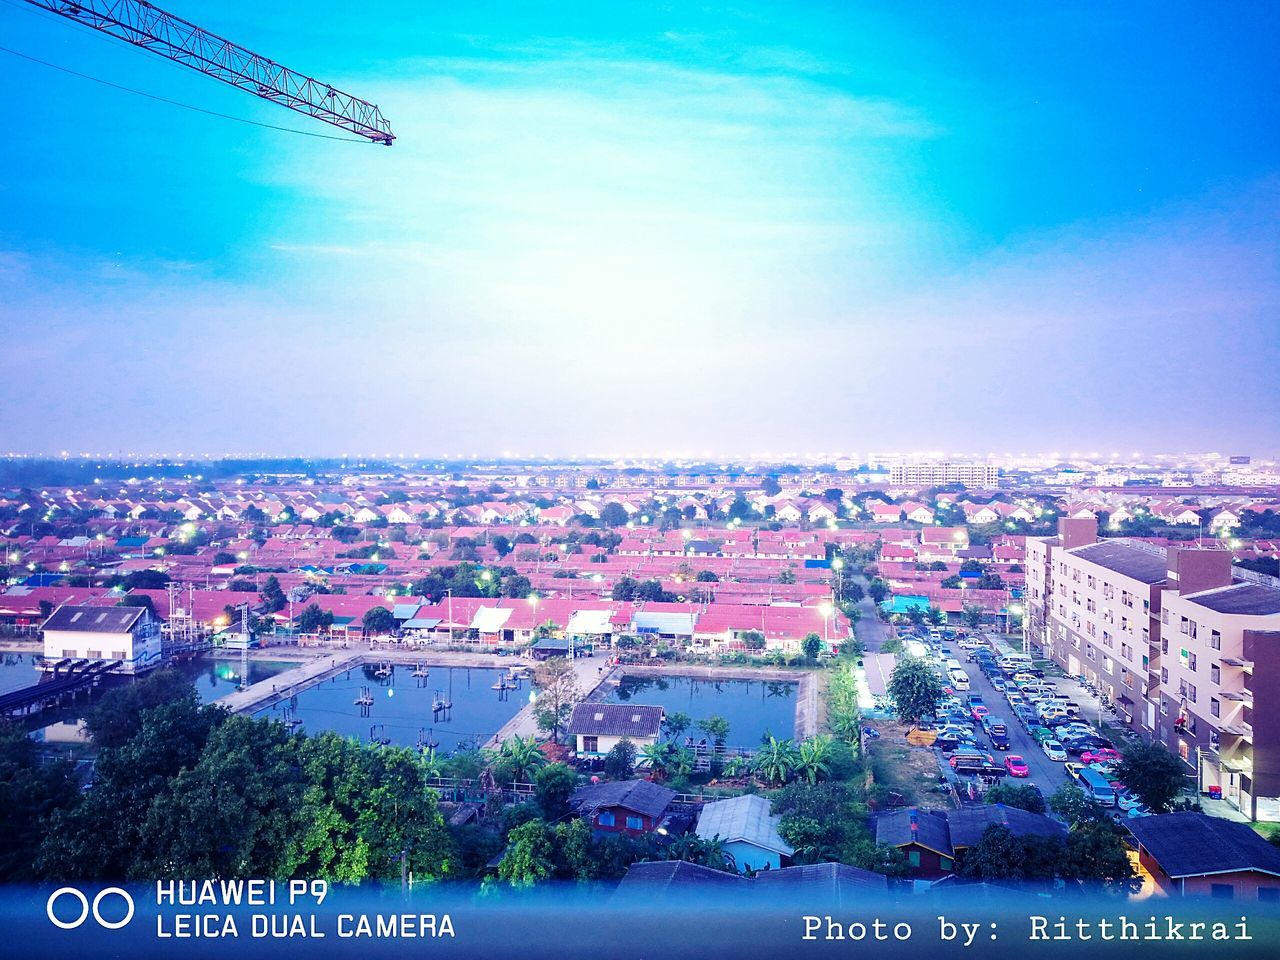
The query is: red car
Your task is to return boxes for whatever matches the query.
[1004,755,1030,778]
[971,705,990,722]
[1081,748,1121,765]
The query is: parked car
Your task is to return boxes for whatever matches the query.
[1064,762,1086,782]
[1042,739,1068,761]
[1081,748,1121,765]
[1126,803,1153,818]
[1064,737,1113,756]
[950,752,997,774]
[971,705,990,723]
[1118,790,1144,811]
[1004,755,1030,777]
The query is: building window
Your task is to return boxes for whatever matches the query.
[1187,683,1197,703]
[1211,698,1220,718]
[908,850,921,867]
[582,736,598,753]
[1260,888,1280,903]
[940,857,953,872]
[1211,664,1220,684]
[1211,630,1222,651]
[1161,668,1169,684]
[1210,884,1234,900]
[625,816,643,831]
[597,811,615,827]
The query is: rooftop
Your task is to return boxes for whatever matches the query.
[568,703,664,739]
[43,604,146,634]
[569,779,676,820]
[1067,540,1168,584]
[1184,582,1280,617]
[695,794,793,857]
[1126,812,1280,878]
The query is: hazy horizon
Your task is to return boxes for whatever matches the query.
[2,2,1278,456]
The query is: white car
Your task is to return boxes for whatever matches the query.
[1118,791,1144,811]
[1042,739,1067,761]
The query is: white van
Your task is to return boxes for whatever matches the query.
[948,667,971,691]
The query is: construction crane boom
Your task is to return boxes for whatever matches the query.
[21,0,395,144]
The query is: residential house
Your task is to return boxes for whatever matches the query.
[695,794,794,872]
[1127,812,1280,900]
[568,702,664,759]
[569,779,676,837]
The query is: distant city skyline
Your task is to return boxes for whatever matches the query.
[2,2,1278,455]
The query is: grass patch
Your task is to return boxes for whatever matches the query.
[864,720,950,809]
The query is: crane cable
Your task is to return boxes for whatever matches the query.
[0,42,370,143]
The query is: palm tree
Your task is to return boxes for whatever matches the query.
[492,734,546,783]
[639,741,675,777]
[795,735,833,784]
[752,736,799,785]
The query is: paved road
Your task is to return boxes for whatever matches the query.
[485,653,615,748]
[946,650,1074,801]
[849,575,892,653]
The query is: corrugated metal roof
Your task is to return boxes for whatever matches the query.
[695,794,793,856]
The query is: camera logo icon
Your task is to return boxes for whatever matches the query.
[46,887,134,930]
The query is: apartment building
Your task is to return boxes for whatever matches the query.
[1025,518,1280,820]
[1161,580,1280,821]
[1022,517,1097,655]
[1028,522,1224,727]
[887,461,1000,489]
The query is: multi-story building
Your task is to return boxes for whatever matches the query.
[1161,579,1280,821]
[888,461,1000,488]
[1027,519,1280,821]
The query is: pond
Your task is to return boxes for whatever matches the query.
[0,654,292,748]
[254,664,525,754]
[605,675,798,748]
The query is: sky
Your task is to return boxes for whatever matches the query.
[1,1,1278,459]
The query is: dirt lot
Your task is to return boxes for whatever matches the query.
[864,719,954,809]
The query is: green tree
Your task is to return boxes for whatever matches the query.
[802,633,823,662]
[984,782,1048,815]
[1058,824,1138,890]
[603,739,637,779]
[533,763,578,821]
[958,825,1026,881]
[0,725,78,881]
[498,820,554,887]
[663,711,692,740]
[259,575,287,613]
[962,604,985,630]
[600,503,630,527]
[361,605,396,636]
[1049,783,1110,828]
[886,657,945,727]
[1113,737,1187,812]
[490,735,547,784]
[532,658,580,743]
[296,602,334,633]
[698,715,730,750]
[639,741,675,777]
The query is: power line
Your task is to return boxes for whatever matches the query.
[0,42,369,142]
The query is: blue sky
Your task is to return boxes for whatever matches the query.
[1,1,1277,458]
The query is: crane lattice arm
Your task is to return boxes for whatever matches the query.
[22,0,395,144]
